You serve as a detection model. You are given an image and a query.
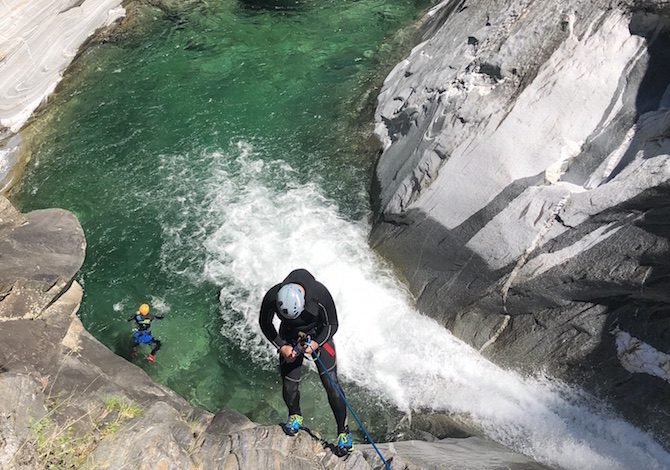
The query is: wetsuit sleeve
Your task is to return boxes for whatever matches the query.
[259,286,287,349]
[127,314,136,322]
[313,285,338,346]
[154,315,165,320]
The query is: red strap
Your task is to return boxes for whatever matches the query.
[322,342,335,357]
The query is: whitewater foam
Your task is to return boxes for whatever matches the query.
[163,142,670,470]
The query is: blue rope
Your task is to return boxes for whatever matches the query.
[311,351,391,470]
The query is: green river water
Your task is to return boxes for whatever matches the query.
[12,0,430,442]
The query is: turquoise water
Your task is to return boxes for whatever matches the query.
[13,0,429,441]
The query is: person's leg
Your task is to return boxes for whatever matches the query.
[280,355,303,414]
[315,340,348,435]
[280,354,304,434]
[149,338,162,356]
[142,334,159,361]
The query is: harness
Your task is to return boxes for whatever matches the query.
[132,314,154,343]
[293,332,320,360]
[135,314,152,327]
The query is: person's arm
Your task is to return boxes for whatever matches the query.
[153,314,165,320]
[127,314,136,322]
[259,287,288,349]
[312,284,338,346]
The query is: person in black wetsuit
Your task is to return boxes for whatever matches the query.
[259,268,352,453]
[128,303,164,362]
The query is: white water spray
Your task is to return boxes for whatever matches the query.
[193,142,670,470]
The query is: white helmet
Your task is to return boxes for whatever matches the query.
[276,283,305,319]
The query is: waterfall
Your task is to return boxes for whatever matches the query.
[194,141,670,470]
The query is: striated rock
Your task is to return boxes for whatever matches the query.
[614,328,670,382]
[372,0,670,444]
[0,0,126,191]
[0,0,125,137]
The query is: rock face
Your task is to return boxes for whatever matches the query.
[0,0,126,192]
[369,437,549,470]
[0,195,547,468]
[0,196,86,319]
[372,0,670,444]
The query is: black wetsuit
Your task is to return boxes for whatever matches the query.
[128,313,164,355]
[259,268,348,434]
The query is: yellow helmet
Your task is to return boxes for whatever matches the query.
[138,303,150,315]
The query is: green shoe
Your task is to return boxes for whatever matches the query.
[336,431,353,453]
[281,414,303,436]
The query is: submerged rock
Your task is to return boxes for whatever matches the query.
[372,0,670,445]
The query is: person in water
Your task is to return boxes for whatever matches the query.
[128,303,164,362]
[259,268,352,454]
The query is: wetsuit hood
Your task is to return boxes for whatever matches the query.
[281,269,319,316]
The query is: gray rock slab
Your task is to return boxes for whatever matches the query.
[0,196,85,319]
[88,401,197,469]
[205,408,256,436]
[363,437,551,470]
[197,424,368,470]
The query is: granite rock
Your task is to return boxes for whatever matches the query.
[371,0,670,445]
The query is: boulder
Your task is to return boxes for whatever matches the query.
[0,196,86,319]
